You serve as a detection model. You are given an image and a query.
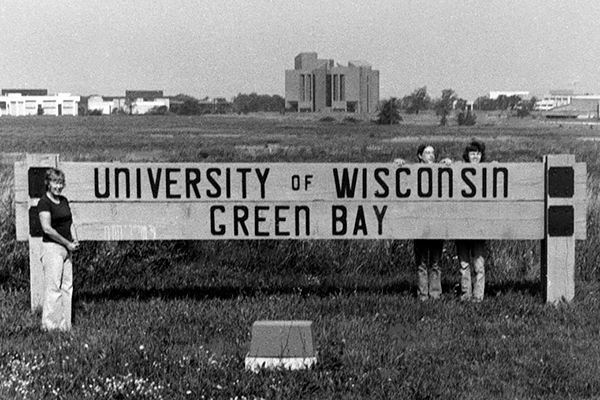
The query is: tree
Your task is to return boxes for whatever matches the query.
[474,95,502,111]
[434,89,457,126]
[377,97,402,124]
[403,86,431,114]
[170,94,203,115]
[124,95,135,115]
[457,110,477,126]
[454,98,468,111]
[147,105,169,115]
[232,93,285,113]
[515,97,538,118]
[495,95,522,112]
[527,96,538,111]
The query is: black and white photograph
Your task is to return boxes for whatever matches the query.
[0,1,599,398]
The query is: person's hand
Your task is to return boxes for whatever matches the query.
[393,158,406,166]
[67,241,80,252]
[440,157,453,166]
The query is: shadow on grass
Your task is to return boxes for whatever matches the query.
[76,281,413,302]
[75,279,543,302]
[486,279,542,297]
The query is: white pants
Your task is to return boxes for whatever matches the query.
[41,242,73,331]
[456,240,485,301]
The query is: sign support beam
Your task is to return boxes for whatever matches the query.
[542,154,577,303]
[15,154,60,311]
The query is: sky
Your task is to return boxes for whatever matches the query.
[1,0,599,101]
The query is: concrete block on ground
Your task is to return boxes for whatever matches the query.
[245,320,316,371]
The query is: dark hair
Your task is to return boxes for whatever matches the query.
[462,141,486,162]
[45,168,65,190]
[416,144,433,162]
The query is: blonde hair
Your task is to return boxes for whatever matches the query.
[44,168,65,190]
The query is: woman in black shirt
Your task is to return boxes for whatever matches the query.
[38,168,79,331]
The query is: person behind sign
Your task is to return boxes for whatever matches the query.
[455,141,487,302]
[395,145,451,301]
[38,168,79,331]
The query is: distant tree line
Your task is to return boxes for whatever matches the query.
[378,86,540,126]
[231,93,285,114]
[473,94,538,114]
[169,94,232,115]
[379,87,474,126]
[169,93,285,115]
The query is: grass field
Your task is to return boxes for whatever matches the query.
[1,112,600,399]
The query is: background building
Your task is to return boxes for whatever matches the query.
[87,95,126,115]
[87,90,170,115]
[534,90,573,111]
[488,91,530,100]
[537,90,600,118]
[0,89,80,116]
[285,52,379,113]
[531,89,600,118]
[125,90,170,114]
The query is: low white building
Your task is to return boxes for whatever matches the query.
[129,98,170,114]
[538,94,600,118]
[125,90,170,115]
[87,96,127,115]
[87,91,170,115]
[533,90,580,111]
[0,91,80,116]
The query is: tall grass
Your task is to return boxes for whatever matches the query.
[2,115,597,295]
[1,114,600,399]
[0,166,28,290]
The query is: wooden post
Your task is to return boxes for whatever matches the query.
[542,154,576,303]
[14,154,60,311]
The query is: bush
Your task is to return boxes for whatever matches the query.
[342,116,360,124]
[319,116,336,123]
[147,106,169,116]
[457,110,477,126]
[517,107,530,118]
[377,98,402,125]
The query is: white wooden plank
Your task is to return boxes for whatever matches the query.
[14,161,30,203]
[59,162,545,203]
[69,201,544,240]
[544,237,575,303]
[574,163,587,240]
[15,202,29,241]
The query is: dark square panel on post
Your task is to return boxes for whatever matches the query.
[548,205,574,237]
[29,207,43,237]
[28,167,49,198]
[548,167,574,198]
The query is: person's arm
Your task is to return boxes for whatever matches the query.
[70,224,79,247]
[39,211,79,252]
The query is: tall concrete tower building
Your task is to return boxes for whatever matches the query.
[285,52,379,113]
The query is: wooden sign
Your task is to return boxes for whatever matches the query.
[14,155,587,306]
[15,161,586,241]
